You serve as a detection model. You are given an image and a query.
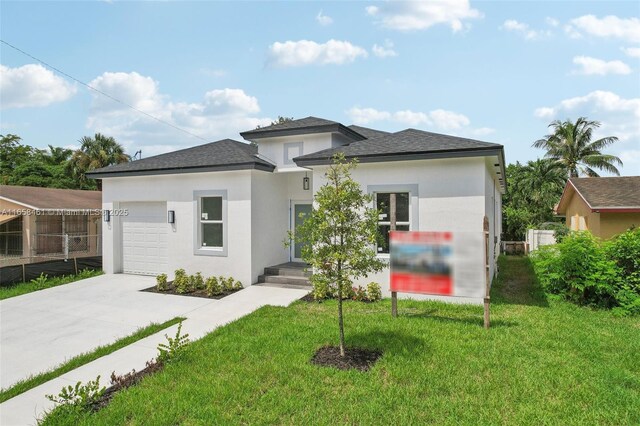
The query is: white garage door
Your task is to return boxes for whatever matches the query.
[121,202,168,275]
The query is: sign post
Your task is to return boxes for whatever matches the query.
[483,216,491,329]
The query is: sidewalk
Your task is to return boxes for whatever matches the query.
[0,285,308,426]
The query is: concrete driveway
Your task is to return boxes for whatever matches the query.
[0,274,214,390]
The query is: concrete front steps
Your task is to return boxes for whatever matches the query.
[256,262,312,289]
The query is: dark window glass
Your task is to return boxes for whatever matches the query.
[202,197,222,221]
[202,223,223,247]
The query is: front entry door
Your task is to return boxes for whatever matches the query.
[291,202,312,261]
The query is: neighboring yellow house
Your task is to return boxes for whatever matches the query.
[555,176,640,239]
[0,185,102,265]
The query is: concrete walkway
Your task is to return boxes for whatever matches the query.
[0,275,308,425]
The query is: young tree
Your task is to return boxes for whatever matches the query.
[292,154,384,356]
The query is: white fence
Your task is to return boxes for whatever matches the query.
[526,230,556,252]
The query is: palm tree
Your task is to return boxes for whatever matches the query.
[533,117,622,178]
[68,133,129,190]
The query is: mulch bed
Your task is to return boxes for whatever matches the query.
[311,346,383,371]
[141,282,240,299]
[299,293,317,303]
[90,360,164,412]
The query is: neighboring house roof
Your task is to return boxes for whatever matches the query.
[240,116,367,142]
[347,125,391,140]
[294,128,504,164]
[0,185,101,210]
[556,176,640,214]
[86,139,276,178]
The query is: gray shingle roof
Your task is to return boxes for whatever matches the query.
[570,176,640,209]
[86,139,275,178]
[240,116,366,141]
[294,128,503,165]
[347,125,391,140]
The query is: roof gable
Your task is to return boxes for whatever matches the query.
[557,176,640,213]
[86,139,275,178]
[240,116,366,141]
[0,185,101,210]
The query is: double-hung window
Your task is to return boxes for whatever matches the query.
[195,190,227,256]
[376,192,410,254]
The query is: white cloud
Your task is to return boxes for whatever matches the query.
[621,47,640,58]
[366,0,482,32]
[534,91,640,174]
[266,39,368,67]
[372,40,397,58]
[345,107,391,124]
[86,71,271,155]
[347,107,473,130]
[501,19,551,40]
[545,17,559,27]
[565,15,640,43]
[0,64,76,109]
[316,10,333,26]
[572,56,632,75]
[427,109,470,129]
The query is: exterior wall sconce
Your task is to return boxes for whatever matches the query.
[303,173,310,191]
[168,210,176,224]
[103,210,110,223]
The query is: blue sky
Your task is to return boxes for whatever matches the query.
[2,1,639,174]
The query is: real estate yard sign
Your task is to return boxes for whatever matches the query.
[389,231,485,298]
[390,220,491,328]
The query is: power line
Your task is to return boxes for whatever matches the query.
[1,39,209,142]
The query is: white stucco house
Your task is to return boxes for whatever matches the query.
[88,117,505,301]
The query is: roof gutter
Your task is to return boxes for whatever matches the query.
[86,162,275,179]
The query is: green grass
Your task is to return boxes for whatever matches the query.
[42,256,639,425]
[0,269,104,300]
[0,317,185,403]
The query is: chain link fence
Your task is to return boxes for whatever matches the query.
[0,234,101,267]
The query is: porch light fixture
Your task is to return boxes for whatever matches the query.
[103,210,110,223]
[303,173,310,191]
[168,210,175,224]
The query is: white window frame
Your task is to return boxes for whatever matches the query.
[194,190,228,256]
[368,184,419,258]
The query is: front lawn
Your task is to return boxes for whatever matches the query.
[43,256,639,425]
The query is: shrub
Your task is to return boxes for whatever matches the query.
[311,278,331,301]
[156,273,168,291]
[366,282,382,301]
[204,276,222,296]
[232,279,243,291]
[530,230,639,315]
[220,276,235,292]
[30,273,48,288]
[157,321,190,364]
[190,272,204,291]
[174,270,190,294]
[46,376,105,412]
[352,286,367,301]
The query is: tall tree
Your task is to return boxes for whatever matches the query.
[0,134,33,184]
[502,160,567,240]
[291,154,384,356]
[68,133,129,190]
[533,117,622,178]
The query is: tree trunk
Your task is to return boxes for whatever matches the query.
[337,261,345,357]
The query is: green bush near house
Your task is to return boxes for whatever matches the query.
[530,228,640,315]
